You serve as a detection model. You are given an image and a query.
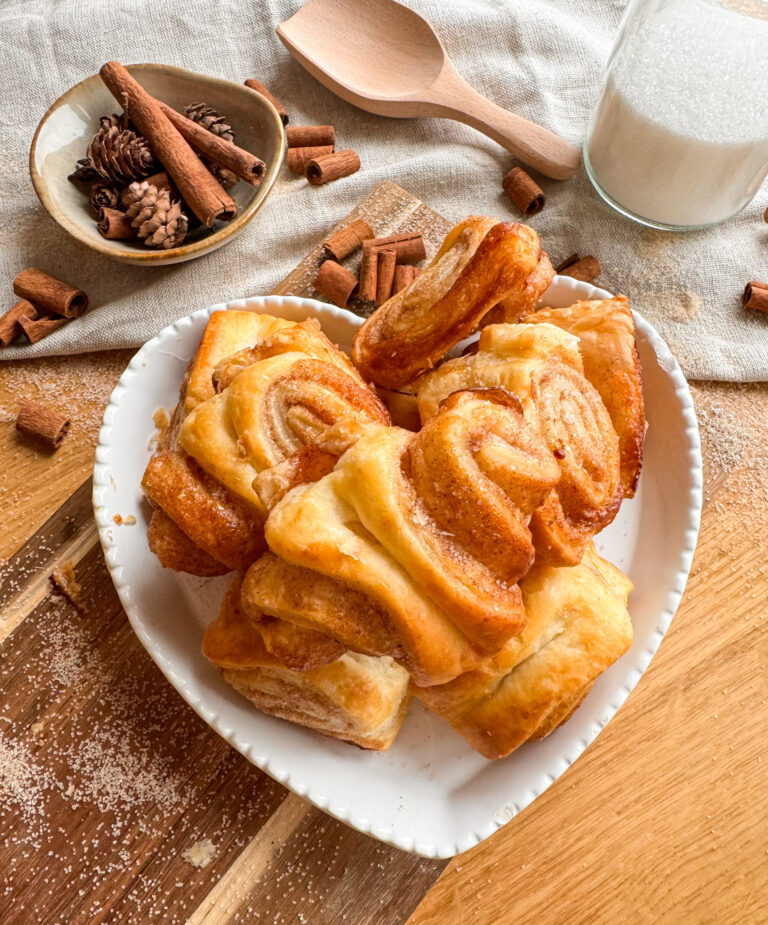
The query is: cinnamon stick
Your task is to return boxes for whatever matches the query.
[305,149,360,186]
[16,399,70,449]
[157,101,266,186]
[287,145,334,175]
[244,79,289,125]
[0,300,38,347]
[99,62,236,227]
[313,260,358,308]
[13,267,87,319]
[323,219,374,261]
[286,125,335,148]
[98,207,135,240]
[558,255,601,283]
[555,253,580,273]
[376,249,397,305]
[358,246,378,302]
[142,171,174,194]
[19,314,68,343]
[362,233,426,265]
[502,166,545,216]
[392,264,416,295]
[743,280,768,314]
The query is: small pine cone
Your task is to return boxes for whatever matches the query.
[125,183,188,249]
[99,112,132,132]
[89,179,120,217]
[183,102,235,142]
[88,125,155,185]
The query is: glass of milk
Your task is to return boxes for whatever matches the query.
[584,0,768,230]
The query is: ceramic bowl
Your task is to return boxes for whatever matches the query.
[30,64,285,266]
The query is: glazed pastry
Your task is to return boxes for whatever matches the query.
[146,509,230,577]
[525,296,645,496]
[202,581,411,751]
[251,390,560,686]
[179,319,390,514]
[352,217,552,388]
[413,546,633,759]
[480,251,554,326]
[417,323,623,566]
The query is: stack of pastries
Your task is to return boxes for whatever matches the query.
[142,216,645,760]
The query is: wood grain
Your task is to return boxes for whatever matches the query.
[0,182,765,925]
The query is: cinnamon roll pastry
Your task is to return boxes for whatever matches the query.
[417,323,623,566]
[480,251,555,326]
[203,582,411,751]
[256,390,560,686]
[146,509,230,577]
[179,319,390,514]
[525,296,645,496]
[413,546,633,759]
[352,217,552,389]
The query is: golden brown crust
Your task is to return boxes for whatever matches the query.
[202,580,411,751]
[417,323,623,566]
[480,252,555,326]
[525,296,645,497]
[352,219,550,388]
[146,510,230,577]
[261,391,560,686]
[413,547,633,759]
[142,450,266,571]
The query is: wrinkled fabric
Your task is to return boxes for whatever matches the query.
[0,0,766,380]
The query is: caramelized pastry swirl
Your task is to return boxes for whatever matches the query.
[417,323,622,566]
[258,389,560,685]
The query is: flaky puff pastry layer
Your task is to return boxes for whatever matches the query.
[258,390,559,686]
[203,582,411,751]
[352,217,551,389]
[417,323,623,567]
[525,296,645,497]
[413,546,633,759]
[179,319,390,514]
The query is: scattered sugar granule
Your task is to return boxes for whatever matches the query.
[182,838,217,869]
[49,561,84,611]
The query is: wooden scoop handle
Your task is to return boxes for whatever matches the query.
[428,69,580,180]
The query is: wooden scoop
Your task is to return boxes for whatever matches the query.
[277,0,580,180]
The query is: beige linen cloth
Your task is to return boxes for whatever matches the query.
[0,0,766,380]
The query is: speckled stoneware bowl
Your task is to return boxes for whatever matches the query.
[30,64,285,266]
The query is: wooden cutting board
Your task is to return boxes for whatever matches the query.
[0,181,765,925]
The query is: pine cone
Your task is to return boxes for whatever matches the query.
[183,103,235,142]
[100,112,132,132]
[184,102,238,190]
[87,125,155,185]
[68,157,100,186]
[125,183,188,249]
[89,179,120,217]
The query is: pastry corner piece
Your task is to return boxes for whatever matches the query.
[413,546,633,760]
[203,580,411,751]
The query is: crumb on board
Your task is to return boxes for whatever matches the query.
[49,561,84,611]
[182,838,217,869]
[30,721,46,737]
[112,514,137,525]
[153,407,170,431]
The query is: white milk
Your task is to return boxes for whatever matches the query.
[585,0,768,228]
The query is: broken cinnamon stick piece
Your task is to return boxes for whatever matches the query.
[0,300,38,347]
[287,145,334,175]
[19,314,68,344]
[16,399,70,449]
[313,260,358,308]
[555,253,580,273]
[392,264,416,295]
[305,149,360,186]
[559,255,601,283]
[286,125,335,148]
[98,208,135,240]
[358,246,378,302]
[502,166,545,216]
[157,101,266,186]
[362,233,426,265]
[323,219,374,261]
[376,250,397,306]
[100,62,236,227]
[743,280,768,314]
[13,268,88,319]
[244,79,289,125]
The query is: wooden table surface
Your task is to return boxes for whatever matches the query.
[0,183,766,925]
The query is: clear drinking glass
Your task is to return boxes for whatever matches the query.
[584,0,768,230]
